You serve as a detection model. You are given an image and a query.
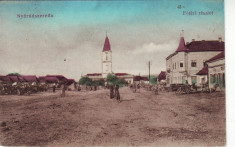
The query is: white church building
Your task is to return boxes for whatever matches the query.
[84,35,134,84]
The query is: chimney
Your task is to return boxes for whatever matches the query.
[192,39,195,42]
[218,37,222,42]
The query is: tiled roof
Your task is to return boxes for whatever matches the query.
[167,37,225,60]
[22,75,38,82]
[133,76,149,81]
[46,75,68,82]
[87,73,102,76]
[158,71,166,82]
[38,76,46,82]
[176,37,189,52]
[18,76,26,82]
[45,77,59,83]
[66,79,76,85]
[196,66,208,75]
[7,76,19,82]
[115,73,129,76]
[206,51,225,63]
[103,36,111,51]
[185,40,224,52]
[0,76,12,82]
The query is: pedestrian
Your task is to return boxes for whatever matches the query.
[110,85,114,99]
[137,84,140,93]
[115,84,121,102]
[53,83,56,93]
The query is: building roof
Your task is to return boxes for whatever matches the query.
[87,73,102,76]
[45,77,59,83]
[46,75,68,82]
[167,37,225,60]
[196,66,208,75]
[38,76,46,82]
[176,37,189,52]
[206,51,225,63]
[7,76,19,82]
[66,79,76,85]
[18,76,26,82]
[22,75,38,82]
[115,73,129,76]
[103,36,111,52]
[185,40,224,52]
[0,76,12,82]
[133,76,149,81]
[158,71,166,82]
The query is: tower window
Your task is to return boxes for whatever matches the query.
[106,55,108,60]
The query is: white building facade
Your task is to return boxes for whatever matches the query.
[166,37,224,86]
[207,52,225,91]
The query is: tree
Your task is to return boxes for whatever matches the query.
[150,76,157,85]
[106,74,128,87]
[7,72,20,76]
[106,74,117,85]
[92,79,105,86]
[78,76,93,86]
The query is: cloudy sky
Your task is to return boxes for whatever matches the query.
[0,0,224,80]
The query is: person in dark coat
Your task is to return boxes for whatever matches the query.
[114,84,121,102]
[110,85,114,99]
[53,83,56,93]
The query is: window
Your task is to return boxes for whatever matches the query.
[191,60,197,67]
[106,55,108,60]
[180,61,184,67]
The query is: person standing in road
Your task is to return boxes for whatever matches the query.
[53,83,56,93]
[110,85,114,99]
[115,84,121,102]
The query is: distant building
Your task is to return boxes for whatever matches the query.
[133,76,149,84]
[85,35,134,84]
[166,36,224,86]
[115,73,133,84]
[158,71,166,82]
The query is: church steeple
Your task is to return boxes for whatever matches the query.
[103,36,111,52]
[102,34,112,78]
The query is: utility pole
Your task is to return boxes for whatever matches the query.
[146,61,152,83]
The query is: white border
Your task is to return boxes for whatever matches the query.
[225,0,235,146]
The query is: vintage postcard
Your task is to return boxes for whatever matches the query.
[0,0,225,146]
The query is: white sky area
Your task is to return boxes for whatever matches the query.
[0,21,224,80]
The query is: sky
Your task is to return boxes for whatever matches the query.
[0,0,224,80]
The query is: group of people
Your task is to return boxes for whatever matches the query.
[109,84,121,102]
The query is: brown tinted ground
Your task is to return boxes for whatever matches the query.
[0,87,225,146]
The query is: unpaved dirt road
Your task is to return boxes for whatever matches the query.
[0,87,225,146]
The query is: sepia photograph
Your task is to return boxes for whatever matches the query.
[0,0,228,146]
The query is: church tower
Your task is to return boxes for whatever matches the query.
[102,35,112,78]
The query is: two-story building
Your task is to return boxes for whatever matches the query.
[166,36,224,86]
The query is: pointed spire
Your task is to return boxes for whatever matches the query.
[103,35,111,52]
[176,36,188,52]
